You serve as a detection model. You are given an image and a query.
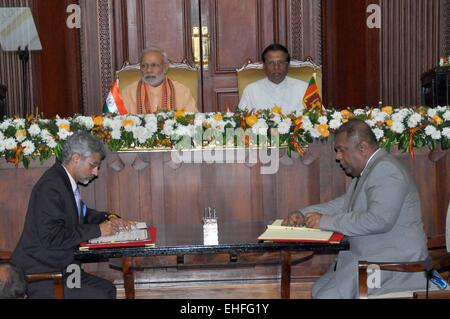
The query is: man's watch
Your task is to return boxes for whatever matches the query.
[106,212,120,221]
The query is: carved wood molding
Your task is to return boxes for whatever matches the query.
[290,0,303,59]
[313,0,322,65]
[441,0,450,55]
[98,0,113,102]
[289,0,322,65]
[79,1,88,114]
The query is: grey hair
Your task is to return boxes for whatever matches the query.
[140,46,169,65]
[61,131,106,164]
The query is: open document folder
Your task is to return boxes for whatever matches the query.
[258,219,344,243]
[79,222,156,250]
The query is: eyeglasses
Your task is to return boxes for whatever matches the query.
[265,60,289,67]
[86,160,101,170]
[140,62,163,69]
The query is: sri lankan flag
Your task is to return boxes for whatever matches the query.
[302,76,322,113]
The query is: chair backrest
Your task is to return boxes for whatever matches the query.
[116,61,199,104]
[236,58,322,99]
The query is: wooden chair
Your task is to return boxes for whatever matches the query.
[0,251,64,299]
[236,58,322,99]
[116,60,199,105]
[358,203,450,299]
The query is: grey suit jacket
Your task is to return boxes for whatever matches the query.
[301,149,429,298]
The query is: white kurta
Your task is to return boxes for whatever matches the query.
[238,76,308,114]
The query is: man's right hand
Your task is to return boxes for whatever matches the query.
[281,211,306,227]
[99,221,119,236]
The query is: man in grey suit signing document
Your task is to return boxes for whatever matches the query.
[283,119,428,298]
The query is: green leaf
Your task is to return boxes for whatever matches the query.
[23,157,29,169]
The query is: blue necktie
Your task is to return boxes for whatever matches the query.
[74,187,82,222]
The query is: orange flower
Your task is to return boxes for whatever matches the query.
[213,114,223,121]
[417,106,427,116]
[93,116,103,126]
[58,123,70,131]
[294,116,303,127]
[381,106,393,115]
[15,129,27,140]
[175,110,185,119]
[159,138,172,147]
[245,115,258,127]
[431,115,443,126]
[315,124,330,138]
[272,106,283,115]
[122,119,134,127]
[386,119,393,127]
[340,110,353,123]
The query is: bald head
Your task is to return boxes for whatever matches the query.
[336,119,378,147]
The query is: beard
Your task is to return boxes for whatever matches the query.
[143,73,165,87]
[80,175,95,185]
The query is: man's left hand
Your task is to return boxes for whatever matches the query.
[305,213,322,229]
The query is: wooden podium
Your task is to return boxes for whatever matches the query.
[421,66,450,107]
[0,84,6,118]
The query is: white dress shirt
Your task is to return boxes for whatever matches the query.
[62,165,81,216]
[62,165,78,194]
[238,76,308,114]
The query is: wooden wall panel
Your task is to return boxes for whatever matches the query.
[215,89,239,110]
[32,0,82,118]
[213,0,260,72]
[441,0,450,56]
[142,0,190,63]
[322,0,380,108]
[380,0,441,106]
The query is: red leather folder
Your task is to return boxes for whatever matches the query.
[79,226,157,250]
[263,232,344,244]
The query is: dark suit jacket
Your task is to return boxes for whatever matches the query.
[11,162,108,274]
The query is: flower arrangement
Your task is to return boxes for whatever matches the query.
[0,106,449,168]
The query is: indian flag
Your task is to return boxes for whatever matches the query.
[102,79,128,115]
[302,76,322,113]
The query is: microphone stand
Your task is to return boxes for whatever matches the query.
[424,256,433,299]
[18,46,30,117]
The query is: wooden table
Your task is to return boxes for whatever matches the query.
[75,241,349,299]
